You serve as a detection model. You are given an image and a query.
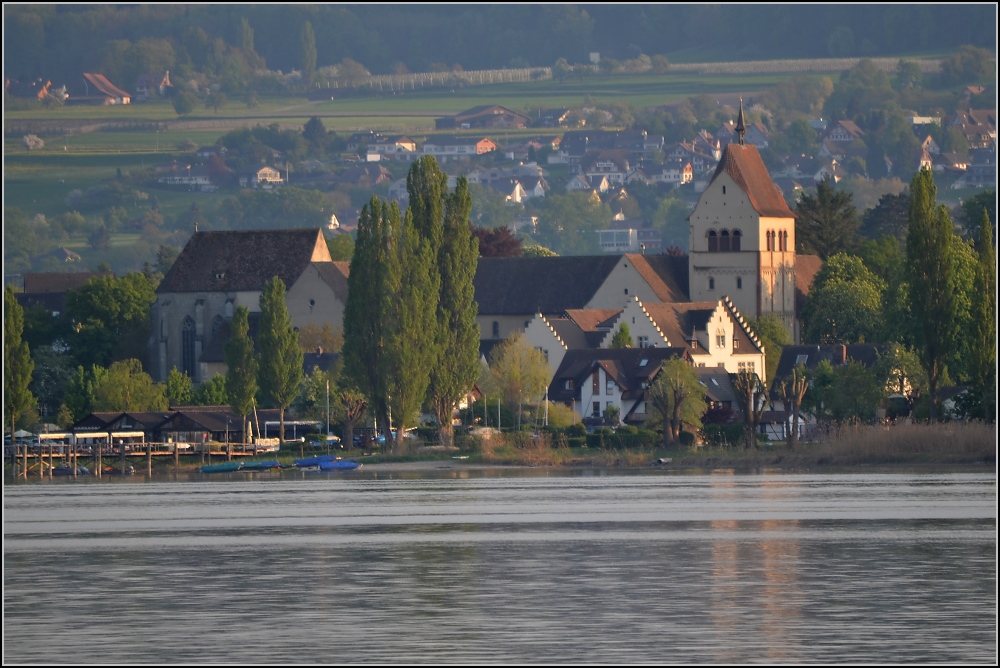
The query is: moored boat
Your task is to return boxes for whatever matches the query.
[318,459,361,471]
[293,454,341,468]
[52,464,90,476]
[201,462,243,473]
[240,461,281,470]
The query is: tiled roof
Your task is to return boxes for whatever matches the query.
[474,256,624,315]
[771,344,886,393]
[314,261,351,303]
[547,347,689,403]
[643,301,717,349]
[626,254,690,302]
[711,143,795,219]
[83,72,130,99]
[158,229,331,293]
[23,271,112,294]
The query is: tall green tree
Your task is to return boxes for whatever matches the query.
[795,176,861,259]
[343,196,393,440]
[801,253,886,344]
[257,277,303,442]
[224,306,259,442]
[382,204,440,449]
[645,358,705,447]
[427,176,480,447]
[969,209,996,421]
[64,272,157,369]
[5,285,37,437]
[488,332,550,429]
[166,367,193,407]
[300,20,317,88]
[91,359,167,412]
[905,169,958,423]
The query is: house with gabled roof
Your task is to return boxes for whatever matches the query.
[547,347,691,424]
[134,71,171,102]
[475,253,689,347]
[422,136,497,161]
[823,119,864,143]
[579,149,634,185]
[151,228,343,384]
[15,270,113,317]
[524,295,764,385]
[81,72,130,104]
[435,105,530,130]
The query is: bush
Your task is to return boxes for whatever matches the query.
[566,423,587,438]
[617,425,638,436]
[678,430,695,446]
[567,436,586,449]
[701,423,745,448]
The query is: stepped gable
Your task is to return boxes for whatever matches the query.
[643,301,717,349]
[474,255,623,315]
[712,143,795,218]
[627,253,690,302]
[158,229,331,293]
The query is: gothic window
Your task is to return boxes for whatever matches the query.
[720,230,731,252]
[182,316,196,378]
[766,230,774,251]
[708,230,718,252]
[211,315,224,338]
[732,229,742,251]
[779,231,788,252]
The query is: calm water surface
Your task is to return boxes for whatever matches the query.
[3,469,996,663]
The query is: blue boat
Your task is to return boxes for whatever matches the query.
[318,459,361,471]
[293,454,341,468]
[201,462,243,473]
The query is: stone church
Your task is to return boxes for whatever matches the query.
[688,101,807,341]
[151,228,349,384]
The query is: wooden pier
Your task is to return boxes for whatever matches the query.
[6,442,270,479]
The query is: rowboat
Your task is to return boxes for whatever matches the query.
[318,459,362,471]
[293,454,341,468]
[240,461,281,470]
[201,462,243,473]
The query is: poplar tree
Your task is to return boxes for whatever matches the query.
[382,204,439,450]
[905,169,958,423]
[610,323,633,348]
[343,196,393,438]
[970,209,996,421]
[224,306,258,442]
[258,277,303,442]
[300,20,317,88]
[5,285,36,439]
[427,176,480,447]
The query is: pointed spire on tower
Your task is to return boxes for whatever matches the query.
[735,96,746,146]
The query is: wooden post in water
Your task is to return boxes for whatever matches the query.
[96,439,102,477]
[146,440,152,476]
[174,442,179,470]
[48,443,53,478]
[120,440,126,475]
[71,441,77,477]
[22,444,28,478]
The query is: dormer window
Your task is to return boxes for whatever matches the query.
[215,272,225,280]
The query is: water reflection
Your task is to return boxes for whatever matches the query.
[3,470,995,663]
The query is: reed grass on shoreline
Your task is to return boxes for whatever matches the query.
[471,422,997,469]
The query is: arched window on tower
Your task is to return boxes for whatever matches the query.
[766,230,773,252]
[182,316,196,378]
[707,230,718,252]
[720,230,731,252]
[732,230,742,251]
[779,231,788,252]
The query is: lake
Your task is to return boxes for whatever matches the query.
[3,468,996,663]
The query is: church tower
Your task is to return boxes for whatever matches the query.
[688,99,798,340]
